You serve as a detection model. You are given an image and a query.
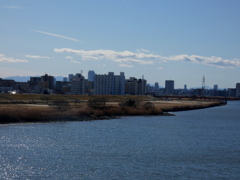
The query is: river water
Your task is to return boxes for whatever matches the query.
[0,101,239,180]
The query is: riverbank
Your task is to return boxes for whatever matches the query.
[0,100,226,124]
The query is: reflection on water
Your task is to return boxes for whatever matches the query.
[0,101,240,179]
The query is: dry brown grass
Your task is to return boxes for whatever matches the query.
[0,105,75,123]
[153,100,222,111]
[0,99,224,124]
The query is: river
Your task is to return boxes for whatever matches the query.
[0,101,239,179]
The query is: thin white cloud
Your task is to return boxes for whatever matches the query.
[31,30,84,43]
[54,48,155,65]
[54,48,240,69]
[66,56,74,59]
[162,54,240,69]
[119,64,133,68]
[2,6,22,9]
[0,54,28,63]
[158,67,163,70]
[25,55,50,59]
[136,48,150,53]
[71,60,81,64]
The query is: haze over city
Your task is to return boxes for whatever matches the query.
[1,0,240,89]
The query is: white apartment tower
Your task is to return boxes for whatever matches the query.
[94,72,125,95]
[71,73,86,95]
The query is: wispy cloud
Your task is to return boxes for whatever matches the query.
[0,54,28,63]
[54,48,155,65]
[25,55,50,59]
[54,48,240,69]
[161,54,240,69]
[31,30,84,43]
[71,60,81,64]
[158,67,163,70]
[1,6,22,9]
[136,48,150,53]
[119,64,133,68]
[66,56,74,59]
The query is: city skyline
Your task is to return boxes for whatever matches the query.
[1,0,240,89]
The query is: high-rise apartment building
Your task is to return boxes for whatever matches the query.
[68,74,74,82]
[184,84,187,90]
[94,72,125,95]
[71,73,86,95]
[228,88,236,97]
[63,77,68,82]
[125,77,138,95]
[125,77,147,95]
[155,82,159,91]
[113,72,125,95]
[138,78,147,95]
[88,70,95,81]
[39,74,54,89]
[165,80,174,95]
[236,83,240,97]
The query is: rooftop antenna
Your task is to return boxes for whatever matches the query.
[202,75,205,96]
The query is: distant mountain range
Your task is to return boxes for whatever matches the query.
[3,76,65,82]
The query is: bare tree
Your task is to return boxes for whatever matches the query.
[119,98,142,108]
[52,100,71,112]
[40,95,51,104]
[88,97,107,109]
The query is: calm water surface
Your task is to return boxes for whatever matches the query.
[0,101,240,179]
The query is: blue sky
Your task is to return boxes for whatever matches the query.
[0,0,240,88]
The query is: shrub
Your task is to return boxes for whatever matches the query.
[93,109,104,117]
[52,100,71,112]
[102,106,124,116]
[119,98,142,108]
[143,102,154,110]
[88,97,107,109]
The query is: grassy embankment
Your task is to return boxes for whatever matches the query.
[0,94,225,124]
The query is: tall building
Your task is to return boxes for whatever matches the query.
[214,85,218,91]
[88,70,95,81]
[155,82,159,91]
[113,72,125,95]
[39,74,54,89]
[165,80,174,95]
[94,72,125,95]
[138,78,147,95]
[71,73,86,95]
[29,77,41,87]
[228,88,236,97]
[125,77,138,95]
[184,84,187,90]
[68,74,74,82]
[236,83,240,97]
[125,77,147,95]
[63,77,68,82]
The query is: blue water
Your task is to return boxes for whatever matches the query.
[0,101,240,179]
